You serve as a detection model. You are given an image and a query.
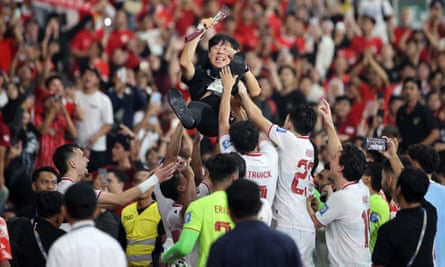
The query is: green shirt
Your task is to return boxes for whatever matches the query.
[183,190,234,267]
[369,193,390,252]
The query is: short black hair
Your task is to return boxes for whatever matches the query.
[53,144,81,176]
[208,33,240,51]
[364,161,383,192]
[397,167,429,203]
[64,182,97,220]
[278,65,296,76]
[339,144,366,181]
[288,103,317,135]
[407,144,440,174]
[160,170,180,202]
[107,168,128,184]
[44,74,63,89]
[226,179,261,219]
[228,152,246,179]
[36,191,64,218]
[402,77,421,91]
[205,153,239,185]
[229,121,259,154]
[32,166,61,183]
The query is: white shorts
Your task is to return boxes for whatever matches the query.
[275,226,315,267]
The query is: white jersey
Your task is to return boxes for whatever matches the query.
[75,90,113,151]
[57,177,102,197]
[267,125,315,232]
[219,133,279,204]
[315,182,371,267]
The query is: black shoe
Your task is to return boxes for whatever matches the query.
[168,88,196,129]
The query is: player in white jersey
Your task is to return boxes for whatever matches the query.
[306,99,371,266]
[236,74,318,267]
[52,144,175,206]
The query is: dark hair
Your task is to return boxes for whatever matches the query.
[228,152,246,179]
[160,171,180,202]
[226,179,261,219]
[334,95,353,105]
[53,144,81,176]
[278,65,297,76]
[107,168,128,184]
[32,166,61,183]
[229,121,259,154]
[402,77,421,91]
[339,144,366,181]
[36,191,64,218]
[208,33,240,51]
[205,153,239,184]
[364,162,383,192]
[64,182,97,220]
[311,142,319,177]
[407,144,440,174]
[288,103,317,135]
[44,75,63,89]
[397,167,429,203]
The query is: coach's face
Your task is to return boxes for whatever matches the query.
[208,41,235,69]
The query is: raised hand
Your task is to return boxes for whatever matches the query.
[318,98,334,126]
[220,66,237,92]
[154,162,177,182]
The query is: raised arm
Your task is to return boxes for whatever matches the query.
[238,82,272,133]
[219,66,238,136]
[318,99,342,158]
[180,18,216,80]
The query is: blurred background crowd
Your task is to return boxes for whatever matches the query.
[0,0,445,215]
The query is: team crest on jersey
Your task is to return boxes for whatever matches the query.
[185,212,192,223]
[370,211,380,223]
[222,139,232,150]
[276,127,287,133]
[319,205,329,215]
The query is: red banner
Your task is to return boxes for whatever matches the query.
[34,0,93,13]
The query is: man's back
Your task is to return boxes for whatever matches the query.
[207,220,303,267]
[46,221,126,267]
[425,183,445,267]
[183,191,234,267]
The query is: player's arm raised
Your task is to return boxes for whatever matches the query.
[318,99,342,158]
[219,66,237,136]
[238,81,272,134]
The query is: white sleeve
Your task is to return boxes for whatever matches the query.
[315,191,345,226]
[259,139,278,161]
[219,133,235,153]
[196,182,211,199]
[266,124,295,150]
[46,243,65,267]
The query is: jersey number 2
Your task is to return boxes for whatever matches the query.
[291,159,313,195]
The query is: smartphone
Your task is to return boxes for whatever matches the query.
[365,137,387,151]
[98,168,107,184]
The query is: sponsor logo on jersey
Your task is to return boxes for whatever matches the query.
[222,139,232,150]
[276,127,287,133]
[185,212,192,223]
[370,211,380,223]
[319,205,329,215]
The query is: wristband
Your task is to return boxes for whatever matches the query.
[138,174,159,193]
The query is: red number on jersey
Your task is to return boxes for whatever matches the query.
[361,209,370,248]
[259,185,268,198]
[214,221,231,232]
[291,159,314,195]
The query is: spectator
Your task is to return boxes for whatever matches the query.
[372,167,437,267]
[104,9,136,58]
[75,66,113,171]
[0,216,12,267]
[207,179,304,267]
[396,77,439,153]
[46,182,127,267]
[8,191,65,267]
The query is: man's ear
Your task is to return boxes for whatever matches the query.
[31,182,37,192]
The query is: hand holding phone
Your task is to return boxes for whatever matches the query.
[365,137,387,151]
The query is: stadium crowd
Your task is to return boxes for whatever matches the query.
[0,0,444,266]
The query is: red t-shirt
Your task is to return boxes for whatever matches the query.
[0,38,15,73]
[70,29,101,54]
[349,35,383,56]
[0,218,12,261]
[0,123,11,148]
[106,30,136,57]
